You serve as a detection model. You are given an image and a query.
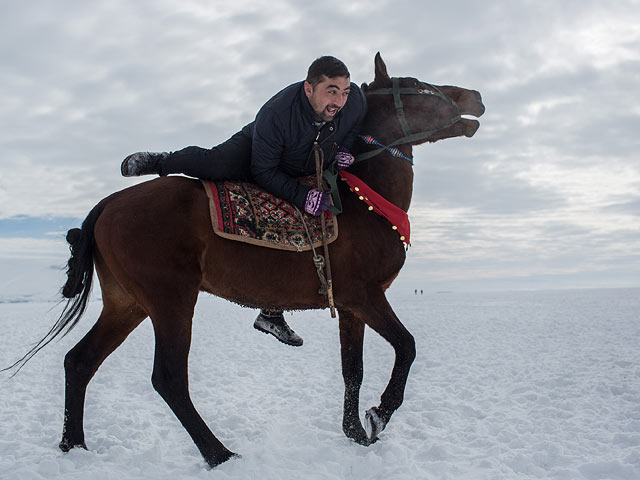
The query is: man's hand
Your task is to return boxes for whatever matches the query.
[335,147,355,170]
[304,189,331,216]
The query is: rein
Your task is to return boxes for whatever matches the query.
[354,77,461,164]
[314,142,336,317]
[307,78,460,302]
[324,77,461,214]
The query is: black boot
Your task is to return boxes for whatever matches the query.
[121,152,169,177]
[253,309,303,347]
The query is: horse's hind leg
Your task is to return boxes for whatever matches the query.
[147,293,237,468]
[60,292,147,452]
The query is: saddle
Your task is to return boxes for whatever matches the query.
[201,177,338,251]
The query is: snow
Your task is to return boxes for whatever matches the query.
[1,288,639,479]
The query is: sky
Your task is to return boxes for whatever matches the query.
[1,0,639,298]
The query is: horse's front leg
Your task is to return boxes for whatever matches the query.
[338,309,372,445]
[355,292,416,443]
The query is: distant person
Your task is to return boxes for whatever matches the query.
[120,56,367,347]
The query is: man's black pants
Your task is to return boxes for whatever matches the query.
[159,131,253,181]
[161,131,285,319]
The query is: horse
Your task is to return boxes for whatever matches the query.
[15,53,484,468]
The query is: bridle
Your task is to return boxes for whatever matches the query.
[324,77,462,214]
[354,77,462,164]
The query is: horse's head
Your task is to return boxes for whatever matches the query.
[360,53,485,148]
[349,54,484,212]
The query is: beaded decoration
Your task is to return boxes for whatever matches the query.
[338,169,410,247]
[360,135,414,164]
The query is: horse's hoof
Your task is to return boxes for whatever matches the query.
[364,407,386,442]
[353,433,377,447]
[344,422,374,446]
[59,439,87,453]
[205,451,241,469]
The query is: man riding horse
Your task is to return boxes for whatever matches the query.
[121,56,367,347]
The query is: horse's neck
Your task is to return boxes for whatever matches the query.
[352,113,415,211]
[350,150,414,212]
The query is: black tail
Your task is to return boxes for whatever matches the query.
[2,202,105,375]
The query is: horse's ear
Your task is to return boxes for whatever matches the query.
[374,52,390,83]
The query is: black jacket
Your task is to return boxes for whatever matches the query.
[241,81,367,209]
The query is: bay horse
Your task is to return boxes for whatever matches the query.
[16,53,484,468]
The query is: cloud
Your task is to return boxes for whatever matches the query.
[1,0,639,291]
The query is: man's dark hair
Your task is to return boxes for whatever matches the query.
[306,56,350,86]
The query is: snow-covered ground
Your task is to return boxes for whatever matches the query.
[1,288,639,479]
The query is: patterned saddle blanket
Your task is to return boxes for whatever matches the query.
[201,178,338,251]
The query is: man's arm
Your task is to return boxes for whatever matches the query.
[249,108,311,210]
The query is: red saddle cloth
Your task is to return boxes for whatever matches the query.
[201,177,338,252]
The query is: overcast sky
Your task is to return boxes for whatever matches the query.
[1,0,639,297]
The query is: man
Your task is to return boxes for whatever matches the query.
[121,56,367,346]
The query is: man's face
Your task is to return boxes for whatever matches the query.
[304,75,351,122]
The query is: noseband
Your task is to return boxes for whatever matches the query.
[355,77,461,164]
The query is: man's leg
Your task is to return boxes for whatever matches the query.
[161,139,305,346]
[254,309,303,347]
[159,132,253,180]
[121,131,252,180]
[121,134,304,346]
